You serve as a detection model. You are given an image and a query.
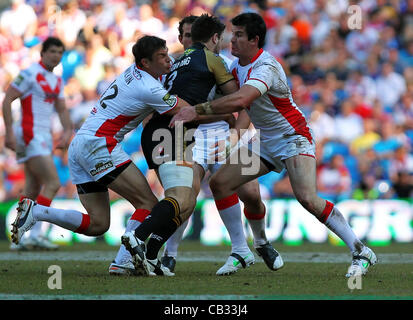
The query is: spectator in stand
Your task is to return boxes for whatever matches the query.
[112,4,139,43]
[373,120,404,158]
[345,12,380,63]
[391,170,413,199]
[394,93,413,130]
[309,101,335,144]
[350,118,381,156]
[375,62,406,111]
[55,0,86,49]
[388,145,413,182]
[74,46,105,101]
[352,173,380,200]
[344,68,377,106]
[283,37,305,75]
[0,0,37,41]
[313,34,340,73]
[265,10,297,59]
[399,40,413,69]
[317,154,352,202]
[334,99,364,145]
[138,3,165,36]
[295,54,325,85]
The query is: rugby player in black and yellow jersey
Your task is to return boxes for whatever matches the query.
[121,14,239,276]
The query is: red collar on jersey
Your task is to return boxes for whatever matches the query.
[250,48,264,63]
[39,61,51,72]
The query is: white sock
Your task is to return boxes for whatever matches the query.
[215,194,250,254]
[114,218,142,264]
[32,204,84,232]
[324,206,364,254]
[244,208,268,247]
[114,208,151,264]
[163,218,189,258]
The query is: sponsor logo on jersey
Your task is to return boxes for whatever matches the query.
[162,93,177,107]
[90,161,113,176]
[91,107,98,115]
[14,75,24,86]
[183,48,195,55]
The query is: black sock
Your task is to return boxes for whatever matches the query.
[134,197,181,242]
[145,220,181,260]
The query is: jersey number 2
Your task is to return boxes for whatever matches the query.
[100,83,118,109]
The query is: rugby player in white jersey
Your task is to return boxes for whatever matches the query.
[2,37,72,250]
[171,13,377,278]
[11,36,191,276]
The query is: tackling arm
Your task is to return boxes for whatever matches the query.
[198,84,261,115]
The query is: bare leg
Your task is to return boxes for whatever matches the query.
[285,155,364,253]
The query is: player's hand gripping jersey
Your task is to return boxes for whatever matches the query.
[10,62,64,161]
[231,49,315,171]
[69,64,179,184]
[142,43,234,169]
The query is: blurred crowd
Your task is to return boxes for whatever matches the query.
[0,0,412,203]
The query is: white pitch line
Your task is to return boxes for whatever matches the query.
[0,293,257,300]
[1,251,413,263]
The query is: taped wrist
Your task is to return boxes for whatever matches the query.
[195,101,213,115]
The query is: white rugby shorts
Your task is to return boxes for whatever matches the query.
[15,127,53,163]
[68,134,130,185]
[248,132,316,172]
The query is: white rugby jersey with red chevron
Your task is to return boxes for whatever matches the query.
[76,64,179,152]
[10,61,64,145]
[229,49,314,145]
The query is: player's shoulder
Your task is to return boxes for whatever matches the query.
[123,64,158,87]
[128,65,167,98]
[219,53,234,69]
[254,50,280,68]
[205,50,231,73]
[20,63,39,78]
[204,49,224,62]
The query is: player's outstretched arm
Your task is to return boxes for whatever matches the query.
[169,84,261,127]
[206,84,261,114]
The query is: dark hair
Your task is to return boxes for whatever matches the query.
[178,15,198,37]
[41,37,65,53]
[132,35,166,67]
[231,12,267,48]
[191,13,225,43]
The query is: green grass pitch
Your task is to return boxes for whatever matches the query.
[0,241,412,301]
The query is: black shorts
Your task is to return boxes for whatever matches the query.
[141,113,196,170]
[76,160,131,194]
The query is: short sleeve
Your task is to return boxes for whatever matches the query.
[244,62,277,95]
[10,69,33,94]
